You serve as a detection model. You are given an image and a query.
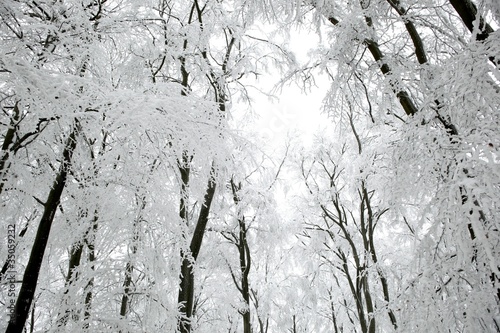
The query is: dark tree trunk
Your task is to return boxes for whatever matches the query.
[6,121,79,333]
[325,12,418,116]
[82,214,98,330]
[177,258,195,333]
[448,0,497,65]
[239,229,252,333]
[0,102,20,195]
[230,179,252,333]
[177,173,217,333]
[386,0,428,65]
[449,0,494,41]
[56,238,84,327]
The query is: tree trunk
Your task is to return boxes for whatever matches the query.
[231,179,252,333]
[56,239,84,327]
[6,121,79,333]
[120,194,146,319]
[325,11,418,116]
[83,215,98,330]
[177,171,217,333]
[0,102,21,195]
[239,229,251,333]
[449,0,495,41]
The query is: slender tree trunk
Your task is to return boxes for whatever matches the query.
[324,8,418,116]
[328,289,340,333]
[56,238,84,327]
[229,179,252,333]
[175,30,198,333]
[360,184,398,330]
[177,171,217,333]
[120,261,134,318]
[239,228,251,333]
[338,250,367,333]
[6,121,79,333]
[120,193,146,319]
[358,199,375,333]
[251,289,268,333]
[0,102,21,195]
[83,215,98,330]
[291,315,298,333]
[386,0,427,64]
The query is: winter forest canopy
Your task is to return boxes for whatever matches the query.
[0,0,499,332]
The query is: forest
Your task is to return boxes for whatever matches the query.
[0,0,499,332]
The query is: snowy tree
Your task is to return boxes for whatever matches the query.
[289,0,500,331]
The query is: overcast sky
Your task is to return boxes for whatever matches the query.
[232,27,332,153]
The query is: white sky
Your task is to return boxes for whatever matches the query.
[226,28,335,221]
[234,28,331,151]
